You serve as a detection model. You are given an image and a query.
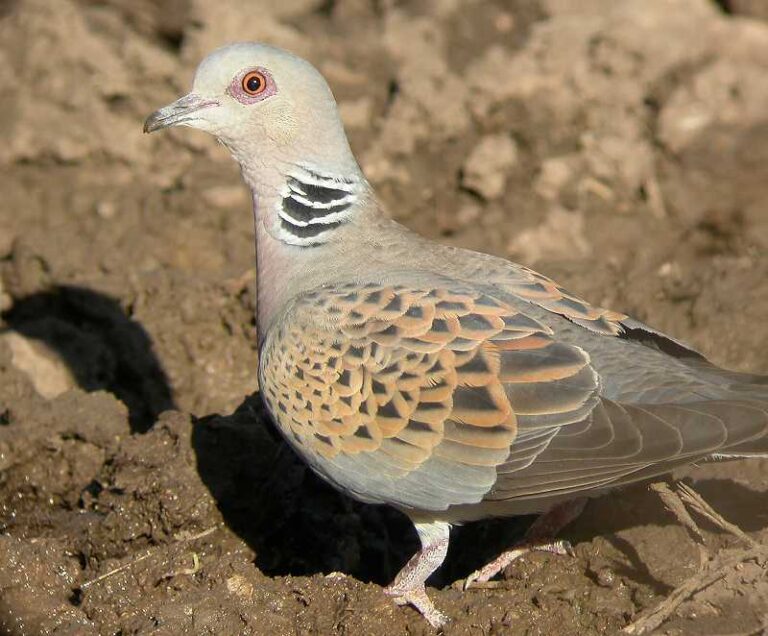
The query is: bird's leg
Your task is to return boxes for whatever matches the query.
[464,498,587,589]
[385,520,450,628]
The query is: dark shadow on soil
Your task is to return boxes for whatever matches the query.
[192,396,768,590]
[572,474,768,594]
[690,477,768,532]
[603,534,675,595]
[191,399,559,586]
[1,286,175,432]
[192,394,418,586]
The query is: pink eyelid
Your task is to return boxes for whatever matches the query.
[227,67,277,105]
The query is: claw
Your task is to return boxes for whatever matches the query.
[463,571,483,590]
[546,539,574,557]
[463,499,587,589]
[464,535,579,589]
[385,585,448,628]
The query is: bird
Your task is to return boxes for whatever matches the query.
[144,42,768,628]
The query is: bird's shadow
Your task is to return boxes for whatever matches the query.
[192,395,418,585]
[191,396,768,590]
[192,396,538,586]
[1,285,175,432]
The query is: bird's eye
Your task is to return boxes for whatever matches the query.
[242,71,267,96]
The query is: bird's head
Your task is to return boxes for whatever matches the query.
[145,42,370,248]
[144,42,360,179]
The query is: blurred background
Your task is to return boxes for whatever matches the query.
[0,1,767,634]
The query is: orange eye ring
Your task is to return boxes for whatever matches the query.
[242,71,267,96]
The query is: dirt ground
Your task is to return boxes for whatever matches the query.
[1,0,767,634]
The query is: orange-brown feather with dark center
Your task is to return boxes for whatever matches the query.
[490,264,628,335]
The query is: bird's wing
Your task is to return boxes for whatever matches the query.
[259,280,627,512]
[477,263,768,506]
[497,263,629,336]
[489,261,707,359]
[260,278,768,514]
[486,397,768,506]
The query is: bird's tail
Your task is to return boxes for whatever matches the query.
[700,366,768,457]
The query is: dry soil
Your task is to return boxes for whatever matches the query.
[1,1,767,634]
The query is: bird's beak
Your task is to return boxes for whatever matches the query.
[143,93,220,133]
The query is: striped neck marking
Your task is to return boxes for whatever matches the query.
[278,166,359,245]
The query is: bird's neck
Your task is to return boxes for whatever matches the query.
[273,163,366,246]
[251,192,299,341]
[240,154,368,240]
[246,161,370,341]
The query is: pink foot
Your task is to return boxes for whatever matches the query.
[464,498,587,590]
[463,538,573,589]
[385,583,448,628]
[385,520,450,628]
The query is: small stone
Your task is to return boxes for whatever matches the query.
[535,156,575,201]
[319,61,367,86]
[595,567,617,588]
[657,261,683,279]
[507,207,591,264]
[0,277,11,313]
[457,201,482,226]
[2,332,75,399]
[201,185,248,209]
[96,200,117,219]
[226,574,254,600]
[462,134,519,201]
[501,610,520,626]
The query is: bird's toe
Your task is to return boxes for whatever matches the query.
[384,584,447,629]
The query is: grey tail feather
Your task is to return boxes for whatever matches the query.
[686,357,768,393]
[711,370,768,456]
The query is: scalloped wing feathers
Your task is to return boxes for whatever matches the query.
[260,283,599,510]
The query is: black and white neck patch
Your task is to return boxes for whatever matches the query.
[278,166,360,246]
